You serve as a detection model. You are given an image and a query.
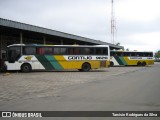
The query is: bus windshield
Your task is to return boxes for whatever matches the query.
[7,46,21,63]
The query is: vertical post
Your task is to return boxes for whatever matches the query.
[61,39,63,45]
[20,32,23,55]
[0,34,2,68]
[0,34,2,59]
[20,32,23,44]
[43,36,46,44]
[111,0,116,44]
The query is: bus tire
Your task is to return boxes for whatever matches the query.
[110,62,114,67]
[142,61,146,66]
[21,63,32,72]
[137,61,142,66]
[82,63,91,72]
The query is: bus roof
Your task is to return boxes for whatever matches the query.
[110,50,153,53]
[7,44,109,48]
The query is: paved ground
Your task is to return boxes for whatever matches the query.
[0,63,160,120]
[0,65,148,104]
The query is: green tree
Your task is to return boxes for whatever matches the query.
[155,50,160,59]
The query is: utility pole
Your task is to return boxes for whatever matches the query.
[111,0,116,44]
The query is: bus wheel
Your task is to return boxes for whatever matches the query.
[21,63,32,72]
[137,61,142,66]
[110,62,114,67]
[142,62,146,66]
[82,63,91,72]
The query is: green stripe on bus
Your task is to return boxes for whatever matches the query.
[35,55,55,70]
[119,57,128,65]
[114,56,123,65]
[45,56,63,70]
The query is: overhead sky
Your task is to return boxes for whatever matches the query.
[0,0,160,51]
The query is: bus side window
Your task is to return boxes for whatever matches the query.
[38,48,44,54]
[124,52,129,56]
[130,52,135,56]
[150,53,153,57]
[74,48,81,55]
[61,48,67,55]
[83,48,91,55]
[113,52,117,56]
[45,48,53,55]
[95,48,102,55]
[68,48,74,55]
[117,52,122,56]
[53,48,61,55]
[102,48,108,55]
[23,47,36,55]
[89,48,95,55]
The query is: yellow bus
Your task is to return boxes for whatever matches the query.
[5,44,110,72]
[110,50,154,66]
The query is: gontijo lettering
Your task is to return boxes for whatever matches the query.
[67,56,108,60]
[68,56,92,60]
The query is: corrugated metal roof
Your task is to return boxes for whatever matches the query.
[0,18,123,49]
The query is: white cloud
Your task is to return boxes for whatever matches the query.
[0,0,160,52]
[122,32,160,51]
[115,0,160,22]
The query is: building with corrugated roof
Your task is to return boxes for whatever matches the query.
[0,18,124,68]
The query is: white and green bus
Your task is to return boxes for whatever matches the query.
[5,44,110,72]
[110,50,154,66]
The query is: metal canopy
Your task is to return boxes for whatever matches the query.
[0,18,123,49]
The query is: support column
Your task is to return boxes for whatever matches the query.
[20,32,23,55]
[0,34,2,59]
[61,39,63,45]
[43,36,46,44]
[20,32,23,44]
[0,34,2,68]
[74,42,77,45]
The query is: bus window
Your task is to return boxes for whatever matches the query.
[61,48,67,55]
[53,48,61,55]
[150,52,153,57]
[130,52,136,56]
[68,48,74,55]
[123,52,129,56]
[136,52,139,56]
[38,47,53,55]
[144,52,153,57]
[38,48,44,54]
[117,52,122,56]
[45,48,53,55]
[89,48,95,55]
[23,47,36,55]
[83,48,91,55]
[95,48,102,55]
[102,48,108,55]
[74,48,81,55]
